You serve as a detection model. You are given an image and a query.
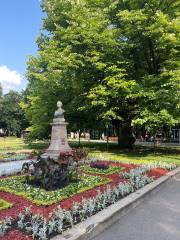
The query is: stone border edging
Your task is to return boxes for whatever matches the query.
[52,167,180,240]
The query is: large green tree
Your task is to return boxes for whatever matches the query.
[24,0,180,147]
[23,0,118,139]
[89,0,180,147]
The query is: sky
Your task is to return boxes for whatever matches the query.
[0,0,43,94]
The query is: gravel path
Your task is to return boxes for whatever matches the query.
[93,175,180,240]
[0,159,33,176]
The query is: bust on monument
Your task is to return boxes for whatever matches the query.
[54,101,64,118]
[54,101,65,122]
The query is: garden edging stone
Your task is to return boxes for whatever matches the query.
[52,167,180,240]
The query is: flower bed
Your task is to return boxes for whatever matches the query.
[0,160,176,240]
[0,175,110,206]
[0,229,32,240]
[0,199,12,211]
[81,164,124,175]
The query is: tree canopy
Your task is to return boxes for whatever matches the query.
[23,0,180,146]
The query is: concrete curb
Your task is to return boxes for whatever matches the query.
[52,167,180,240]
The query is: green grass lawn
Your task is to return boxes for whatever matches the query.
[90,149,180,165]
[0,137,180,165]
[0,137,48,152]
[0,137,26,150]
[0,137,48,161]
[70,140,180,166]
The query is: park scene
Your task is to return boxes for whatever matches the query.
[0,1,179,240]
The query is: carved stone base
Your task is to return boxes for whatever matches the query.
[41,119,71,160]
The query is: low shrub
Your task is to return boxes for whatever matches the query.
[81,163,124,175]
[90,162,109,170]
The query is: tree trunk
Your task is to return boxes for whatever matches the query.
[78,130,81,146]
[106,125,109,152]
[116,123,121,146]
[118,122,136,149]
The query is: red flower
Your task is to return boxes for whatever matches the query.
[0,230,32,240]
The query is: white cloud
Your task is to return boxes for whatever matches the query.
[0,65,22,93]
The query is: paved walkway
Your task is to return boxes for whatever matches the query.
[69,139,180,147]
[0,159,32,175]
[93,175,180,240]
[135,141,180,147]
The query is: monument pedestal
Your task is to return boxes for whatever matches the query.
[41,101,71,160]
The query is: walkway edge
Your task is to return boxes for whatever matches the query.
[52,167,180,240]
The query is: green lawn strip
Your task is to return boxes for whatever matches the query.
[0,199,13,211]
[0,137,48,152]
[0,137,25,151]
[81,165,124,175]
[89,150,180,166]
[1,137,179,165]
[70,141,180,165]
[0,175,110,206]
[0,152,31,162]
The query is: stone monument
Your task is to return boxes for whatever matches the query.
[41,101,71,160]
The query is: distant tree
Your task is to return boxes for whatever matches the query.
[0,83,2,98]
[0,83,4,134]
[0,91,28,136]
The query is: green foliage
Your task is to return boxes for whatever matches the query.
[24,0,180,146]
[0,199,12,211]
[0,91,28,136]
[0,84,2,99]
[24,0,118,139]
[81,164,124,175]
[132,109,177,135]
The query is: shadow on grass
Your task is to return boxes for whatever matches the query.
[27,142,49,150]
[69,141,180,162]
[1,137,179,161]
